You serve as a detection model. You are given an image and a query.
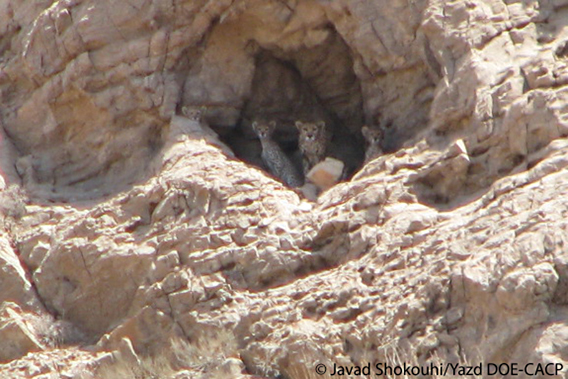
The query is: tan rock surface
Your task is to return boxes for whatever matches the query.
[0,0,568,378]
[0,231,41,312]
[0,303,44,363]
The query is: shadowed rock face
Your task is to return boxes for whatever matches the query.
[1,0,568,378]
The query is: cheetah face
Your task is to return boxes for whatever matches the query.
[182,106,204,121]
[362,126,383,145]
[252,121,276,139]
[295,121,325,142]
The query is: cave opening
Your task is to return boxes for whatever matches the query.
[179,9,437,192]
[205,24,368,187]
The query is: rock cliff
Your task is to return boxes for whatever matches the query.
[1,0,568,378]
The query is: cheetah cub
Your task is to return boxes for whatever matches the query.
[182,106,204,121]
[361,125,384,163]
[295,120,328,175]
[252,120,304,188]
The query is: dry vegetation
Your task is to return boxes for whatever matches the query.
[84,331,239,379]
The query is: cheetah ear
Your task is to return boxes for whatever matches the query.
[361,125,370,138]
[295,121,303,128]
[269,120,276,128]
[252,121,258,129]
[316,121,326,128]
[181,106,189,116]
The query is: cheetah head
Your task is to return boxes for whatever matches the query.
[252,120,276,139]
[362,125,383,145]
[295,121,325,142]
[182,106,205,121]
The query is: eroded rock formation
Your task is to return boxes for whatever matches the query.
[1,0,568,378]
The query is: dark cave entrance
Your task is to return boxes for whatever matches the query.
[180,13,436,191]
[218,26,367,182]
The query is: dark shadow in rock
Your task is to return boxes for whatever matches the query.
[217,26,366,181]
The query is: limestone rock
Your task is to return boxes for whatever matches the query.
[306,157,345,191]
[0,232,42,311]
[0,0,568,378]
[0,303,44,363]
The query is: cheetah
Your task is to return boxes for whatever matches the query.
[295,120,328,175]
[181,106,205,122]
[252,120,304,188]
[361,125,384,163]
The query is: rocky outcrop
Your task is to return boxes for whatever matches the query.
[0,230,40,311]
[1,0,568,378]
